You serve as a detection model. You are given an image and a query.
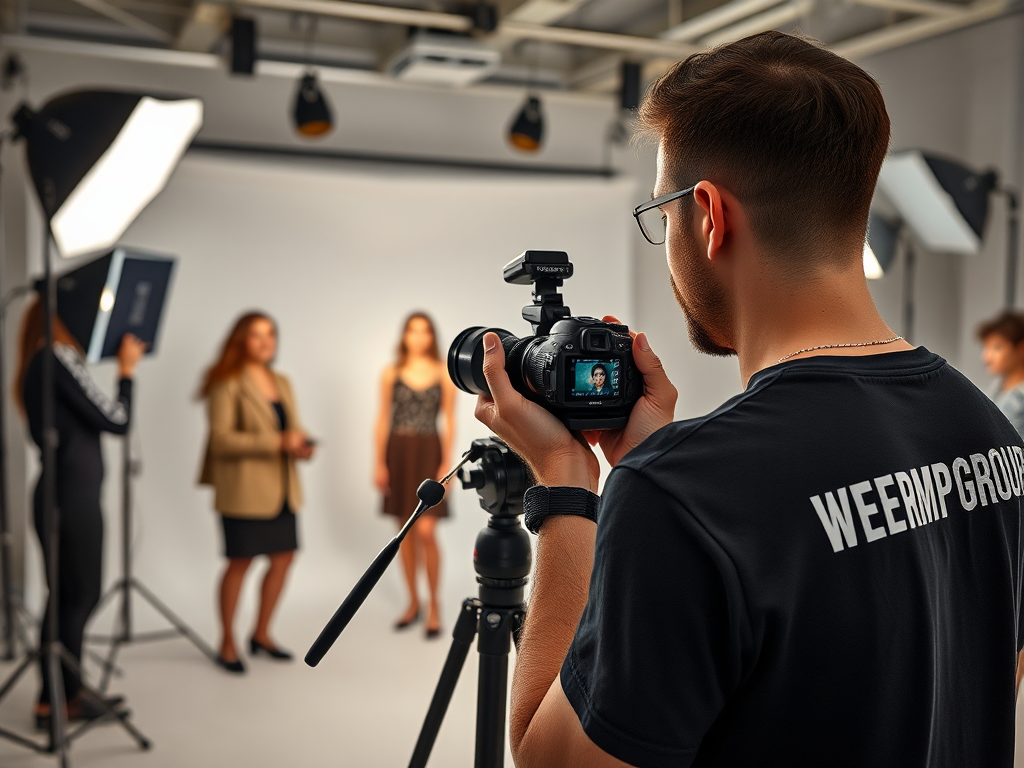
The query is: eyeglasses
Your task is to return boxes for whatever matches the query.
[632,185,696,246]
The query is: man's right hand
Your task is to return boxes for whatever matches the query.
[583,318,677,467]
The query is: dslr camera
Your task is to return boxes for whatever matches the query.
[448,251,642,431]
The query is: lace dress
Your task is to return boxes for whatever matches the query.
[382,379,448,521]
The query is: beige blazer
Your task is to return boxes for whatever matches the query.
[199,370,304,518]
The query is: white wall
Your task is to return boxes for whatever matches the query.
[17,151,635,636]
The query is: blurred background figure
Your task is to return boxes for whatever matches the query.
[375,313,455,639]
[198,312,314,673]
[16,295,145,728]
[978,311,1024,436]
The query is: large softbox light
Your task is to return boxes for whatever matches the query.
[12,91,202,258]
[876,150,996,256]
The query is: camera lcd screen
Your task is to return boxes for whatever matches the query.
[566,358,621,400]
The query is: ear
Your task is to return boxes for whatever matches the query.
[692,181,728,262]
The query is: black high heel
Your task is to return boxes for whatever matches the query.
[249,637,293,660]
[394,609,420,631]
[217,654,246,673]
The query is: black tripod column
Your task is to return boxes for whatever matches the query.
[475,605,522,768]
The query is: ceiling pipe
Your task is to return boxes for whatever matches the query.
[854,0,964,17]
[832,0,1005,59]
[64,0,174,42]
[700,0,813,47]
[232,0,695,57]
[660,0,785,41]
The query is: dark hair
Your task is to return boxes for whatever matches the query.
[638,31,891,269]
[14,296,83,413]
[198,312,276,398]
[396,312,440,368]
[591,363,608,377]
[978,311,1024,346]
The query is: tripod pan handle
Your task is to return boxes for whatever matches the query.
[305,537,401,666]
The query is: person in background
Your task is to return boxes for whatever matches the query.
[198,312,314,673]
[375,313,455,639]
[978,310,1024,436]
[16,296,145,729]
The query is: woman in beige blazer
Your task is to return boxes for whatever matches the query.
[199,312,314,673]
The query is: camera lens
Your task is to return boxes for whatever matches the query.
[447,327,519,395]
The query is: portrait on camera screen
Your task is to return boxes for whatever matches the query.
[569,359,620,398]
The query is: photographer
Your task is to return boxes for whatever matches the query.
[477,32,1024,767]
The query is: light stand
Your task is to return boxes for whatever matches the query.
[999,189,1019,308]
[0,132,36,662]
[88,428,219,692]
[0,217,150,763]
[0,88,201,763]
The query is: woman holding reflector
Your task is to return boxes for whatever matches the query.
[16,296,144,728]
[198,312,314,673]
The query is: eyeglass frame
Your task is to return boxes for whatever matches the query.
[632,185,697,246]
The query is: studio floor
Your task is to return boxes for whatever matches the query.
[1,580,1024,767]
[0,587,513,768]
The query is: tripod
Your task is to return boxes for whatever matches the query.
[0,219,150,765]
[306,437,531,768]
[88,425,219,691]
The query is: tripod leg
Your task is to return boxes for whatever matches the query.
[131,579,218,661]
[474,607,522,768]
[58,646,151,750]
[408,599,481,768]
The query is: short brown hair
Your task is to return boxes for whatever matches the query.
[639,31,891,268]
[978,311,1024,346]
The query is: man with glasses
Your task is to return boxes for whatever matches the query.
[474,30,1024,768]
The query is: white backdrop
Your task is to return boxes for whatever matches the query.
[23,151,637,647]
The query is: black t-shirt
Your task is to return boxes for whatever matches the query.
[561,348,1024,768]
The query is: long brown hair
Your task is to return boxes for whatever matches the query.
[395,312,440,369]
[198,312,276,399]
[14,296,83,412]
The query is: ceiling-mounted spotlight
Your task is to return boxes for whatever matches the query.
[292,70,333,138]
[508,95,543,153]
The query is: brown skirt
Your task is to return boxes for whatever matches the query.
[383,432,449,523]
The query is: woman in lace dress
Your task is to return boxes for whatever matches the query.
[375,313,455,638]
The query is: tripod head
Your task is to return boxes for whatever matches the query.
[459,438,533,607]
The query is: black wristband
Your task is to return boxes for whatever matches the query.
[523,486,600,535]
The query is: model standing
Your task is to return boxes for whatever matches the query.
[375,313,455,639]
[199,312,314,672]
[16,296,145,727]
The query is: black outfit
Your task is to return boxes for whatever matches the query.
[561,348,1024,767]
[23,343,131,704]
[220,402,298,559]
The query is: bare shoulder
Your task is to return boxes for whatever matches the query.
[381,365,397,385]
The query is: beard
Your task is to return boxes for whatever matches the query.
[669,228,736,358]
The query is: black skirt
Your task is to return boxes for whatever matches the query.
[221,505,298,559]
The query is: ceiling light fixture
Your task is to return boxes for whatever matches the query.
[508,95,543,153]
[293,71,333,138]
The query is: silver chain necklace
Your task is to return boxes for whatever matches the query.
[777,336,904,364]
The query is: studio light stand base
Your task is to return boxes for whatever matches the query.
[87,436,217,692]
